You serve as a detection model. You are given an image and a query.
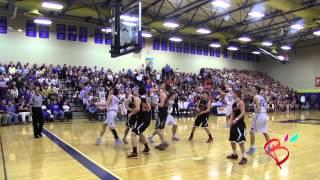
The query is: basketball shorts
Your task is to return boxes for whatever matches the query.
[155,110,168,130]
[194,115,209,128]
[250,113,268,133]
[126,115,136,128]
[225,105,233,116]
[132,118,151,135]
[104,111,117,129]
[166,114,177,126]
[229,121,246,143]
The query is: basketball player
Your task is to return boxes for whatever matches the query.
[227,90,247,165]
[220,85,235,128]
[188,91,214,143]
[152,83,170,150]
[148,92,179,142]
[123,88,138,144]
[247,86,270,154]
[127,87,152,159]
[96,88,121,145]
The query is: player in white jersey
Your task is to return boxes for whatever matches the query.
[96,88,121,145]
[247,86,270,154]
[220,86,235,127]
[148,92,179,142]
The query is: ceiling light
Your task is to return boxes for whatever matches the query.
[196,28,211,34]
[42,2,64,10]
[33,18,52,25]
[101,28,112,33]
[281,45,291,50]
[227,46,239,51]
[278,55,285,61]
[261,41,272,46]
[163,22,179,28]
[252,51,261,55]
[313,30,320,36]
[169,37,182,42]
[239,36,251,42]
[120,15,138,22]
[290,23,304,30]
[209,43,221,48]
[17,29,23,32]
[248,11,265,18]
[121,22,137,26]
[212,0,231,9]
[142,32,152,38]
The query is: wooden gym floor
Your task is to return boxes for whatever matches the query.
[1,111,320,180]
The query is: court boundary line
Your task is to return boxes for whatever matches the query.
[0,132,8,180]
[43,128,121,180]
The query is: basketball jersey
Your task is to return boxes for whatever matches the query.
[254,95,267,113]
[198,99,209,116]
[167,100,174,114]
[225,92,235,106]
[109,95,119,112]
[139,96,151,121]
[232,101,244,122]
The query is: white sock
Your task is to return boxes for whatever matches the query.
[233,150,237,155]
[243,152,247,158]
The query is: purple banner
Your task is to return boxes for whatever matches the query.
[153,37,160,50]
[203,44,208,56]
[56,24,66,40]
[0,16,7,34]
[161,38,168,51]
[241,52,247,61]
[26,20,36,37]
[209,48,214,56]
[190,43,196,54]
[197,43,203,55]
[67,25,77,41]
[105,33,111,45]
[183,42,189,54]
[176,42,182,53]
[94,29,103,44]
[215,48,220,57]
[39,25,49,38]
[223,48,228,58]
[142,38,146,48]
[169,40,175,52]
[236,51,241,60]
[79,26,87,42]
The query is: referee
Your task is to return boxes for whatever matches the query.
[29,87,44,138]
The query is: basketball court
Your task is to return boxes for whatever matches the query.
[1,0,320,179]
[1,111,320,179]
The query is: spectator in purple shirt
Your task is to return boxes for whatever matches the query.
[50,100,64,120]
[6,100,19,124]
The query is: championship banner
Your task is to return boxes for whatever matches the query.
[161,38,168,51]
[153,37,160,50]
[56,24,66,40]
[79,26,88,42]
[183,42,190,54]
[39,25,49,39]
[176,42,182,52]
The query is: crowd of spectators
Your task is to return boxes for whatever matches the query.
[0,61,316,126]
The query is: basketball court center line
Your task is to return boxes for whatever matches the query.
[42,128,121,180]
[0,132,8,180]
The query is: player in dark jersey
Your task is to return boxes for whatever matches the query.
[151,83,171,150]
[188,91,214,143]
[122,89,139,144]
[227,90,247,165]
[127,87,152,159]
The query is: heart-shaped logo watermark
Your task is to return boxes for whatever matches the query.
[264,138,290,169]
